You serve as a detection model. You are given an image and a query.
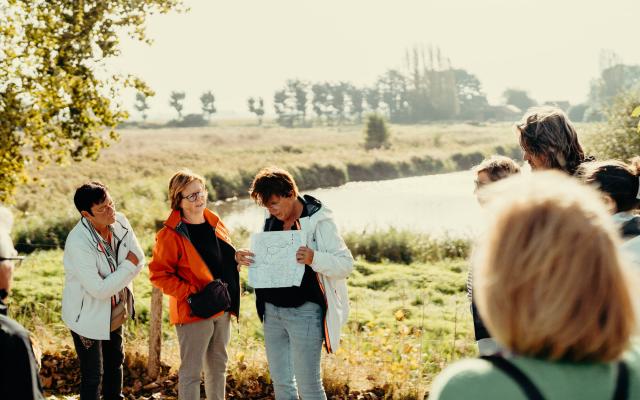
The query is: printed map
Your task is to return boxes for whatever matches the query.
[248,230,306,288]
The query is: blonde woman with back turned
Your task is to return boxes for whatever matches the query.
[431,171,640,400]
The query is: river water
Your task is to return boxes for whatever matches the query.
[215,170,485,237]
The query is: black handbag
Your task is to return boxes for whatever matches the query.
[187,279,231,318]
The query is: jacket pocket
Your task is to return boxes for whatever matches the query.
[75,295,85,322]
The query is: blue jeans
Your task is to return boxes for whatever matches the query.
[264,302,326,400]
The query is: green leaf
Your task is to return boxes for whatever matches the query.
[632,106,640,118]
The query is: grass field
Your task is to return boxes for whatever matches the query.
[5,120,600,398]
[9,237,475,399]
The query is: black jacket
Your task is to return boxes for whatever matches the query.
[0,301,45,399]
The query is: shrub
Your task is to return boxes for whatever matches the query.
[364,114,391,150]
[591,91,640,160]
[568,103,589,122]
[344,229,470,264]
[346,163,376,182]
[410,155,444,175]
[206,172,238,201]
[166,113,208,127]
[370,160,400,180]
[450,151,484,170]
[14,216,77,254]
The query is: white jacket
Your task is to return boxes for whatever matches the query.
[298,201,354,353]
[61,213,144,340]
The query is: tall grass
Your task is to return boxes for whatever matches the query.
[11,227,475,398]
[344,229,471,264]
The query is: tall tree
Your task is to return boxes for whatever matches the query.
[503,88,536,112]
[274,90,294,127]
[169,91,186,120]
[200,91,216,121]
[589,64,640,109]
[312,83,329,123]
[330,82,349,124]
[453,69,488,119]
[248,97,265,125]
[0,0,183,201]
[134,92,152,122]
[347,85,365,123]
[290,80,309,125]
[377,70,409,123]
[365,88,381,114]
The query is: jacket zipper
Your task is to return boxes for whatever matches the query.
[315,272,332,353]
[75,296,85,322]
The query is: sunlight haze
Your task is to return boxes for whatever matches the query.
[108,0,640,119]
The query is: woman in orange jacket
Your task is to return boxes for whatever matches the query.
[149,170,240,400]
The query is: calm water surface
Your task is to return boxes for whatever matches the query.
[215,171,486,237]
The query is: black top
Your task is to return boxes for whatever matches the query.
[0,314,45,399]
[184,221,240,314]
[255,199,325,310]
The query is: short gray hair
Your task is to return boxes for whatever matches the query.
[0,206,16,258]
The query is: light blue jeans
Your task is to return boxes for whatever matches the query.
[264,302,327,400]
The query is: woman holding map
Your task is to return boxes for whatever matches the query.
[236,166,354,400]
[149,169,240,400]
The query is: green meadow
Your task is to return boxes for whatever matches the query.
[7,121,598,398]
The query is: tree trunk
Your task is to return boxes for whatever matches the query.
[147,286,163,379]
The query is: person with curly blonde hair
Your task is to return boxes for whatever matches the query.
[431,172,640,399]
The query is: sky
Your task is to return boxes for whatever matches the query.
[107,0,640,120]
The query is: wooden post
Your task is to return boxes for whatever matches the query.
[148,286,163,379]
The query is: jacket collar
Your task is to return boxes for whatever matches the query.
[80,213,129,246]
[164,208,220,230]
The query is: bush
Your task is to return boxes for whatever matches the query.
[344,229,471,264]
[346,163,375,182]
[450,151,484,170]
[410,155,444,175]
[568,103,588,122]
[364,114,391,150]
[166,113,208,128]
[591,91,640,160]
[206,172,238,201]
[14,217,78,254]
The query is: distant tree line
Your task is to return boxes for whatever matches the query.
[129,48,640,129]
[132,90,218,128]
[268,45,496,127]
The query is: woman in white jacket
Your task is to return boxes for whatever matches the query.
[62,182,144,400]
[236,167,353,400]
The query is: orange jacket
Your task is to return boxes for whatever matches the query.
[149,208,236,325]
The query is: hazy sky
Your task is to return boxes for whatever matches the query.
[108,0,640,120]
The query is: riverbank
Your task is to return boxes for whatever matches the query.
[13,121,522,252]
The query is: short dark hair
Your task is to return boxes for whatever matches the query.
[577,159,640,212]
[74,181,109,215]
[249,167,299,206]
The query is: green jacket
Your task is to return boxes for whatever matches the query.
[431,346,640,399]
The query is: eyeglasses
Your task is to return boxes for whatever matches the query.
[94,199,116,214]
[0,256,25,268]
[182,190,207,202]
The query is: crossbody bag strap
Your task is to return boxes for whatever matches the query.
[612,361,629,400]
[481,355,545,400]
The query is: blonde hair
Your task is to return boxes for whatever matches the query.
[475,171,636,362]
[473,155,521,182]
[168,169,206,210]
